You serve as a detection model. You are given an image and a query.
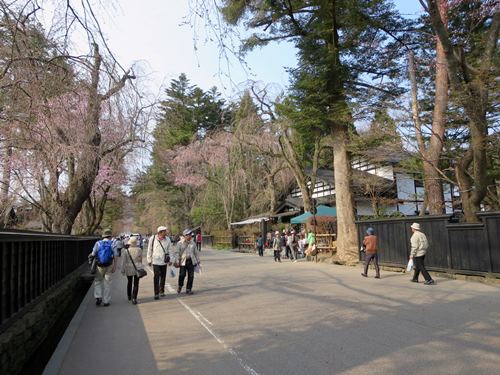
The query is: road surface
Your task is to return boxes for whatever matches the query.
[45,249,500,375]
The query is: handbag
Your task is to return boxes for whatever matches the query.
[126,248,147,279]
[89,255,97,275]
[306,244,318,256]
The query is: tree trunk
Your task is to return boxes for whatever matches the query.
[424,163,444,214]
[278,131,315,212]
[332,127,358,264]
[455,148,479,222]
[408,24,447,216]
[425,0,448,214]
[1,145,12,227]
[38,44,134,234]
[424,1,499,222]
[326,2,358,264]
[266,173,277,214]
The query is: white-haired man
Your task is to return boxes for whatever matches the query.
[147,226,174,299]
[409,223,435,285]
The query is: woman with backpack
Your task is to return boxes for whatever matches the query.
[121,236,144,305]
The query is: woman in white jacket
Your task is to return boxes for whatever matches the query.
[121,236,144,305]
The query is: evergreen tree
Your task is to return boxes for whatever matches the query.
[137,74,233,230]
[220,0,410,263]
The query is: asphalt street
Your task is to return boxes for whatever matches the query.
[45,249,500,375]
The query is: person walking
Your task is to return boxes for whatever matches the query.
[113,236,124,257]
[280,230,288,258]
[298,233,306,257]
[195,231,202,252]
[256,234,264,257]
[307,229,315,249]
[409,223,435,285]
[121,236,144,305]
[286,231,294,260]
[147,226,174,300]
[89,229,116,307]
[272,231,282,262]
[290,230,299,262]
[176,229,201,295]
[361,227,380,279]
[266,231,272,249]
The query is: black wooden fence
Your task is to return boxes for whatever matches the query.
[0,230,98,328]
[356,211,500,277]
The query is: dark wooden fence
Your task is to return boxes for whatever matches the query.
[356,211,500,277]
[0,230,98,328]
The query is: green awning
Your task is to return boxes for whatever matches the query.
[290,205,337,224]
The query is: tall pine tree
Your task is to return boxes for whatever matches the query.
[219,0,409,263]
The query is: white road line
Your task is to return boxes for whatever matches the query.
[196,310,213,326]
[171,286,261,375]
[145,266,260,375]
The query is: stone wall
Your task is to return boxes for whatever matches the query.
[0,264,90,375]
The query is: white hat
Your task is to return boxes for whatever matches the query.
[275,231,280,235]
[157,226,167,233]
[182,228,193,236]
[410,223,421,231]
[128,236,138,246]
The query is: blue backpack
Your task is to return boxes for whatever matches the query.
[96,240,114,267]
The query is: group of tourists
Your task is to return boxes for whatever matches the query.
[268,230,295,262]
[361,222,435,285]
[258,228,316,263]
[89,226,201,306]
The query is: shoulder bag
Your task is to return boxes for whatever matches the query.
[89,255,97,275]
[126,248,147,278]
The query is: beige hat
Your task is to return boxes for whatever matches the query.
[102,228,112,238]
[128,236,138,246]
[410,223,421,231]
[157,226,167,233]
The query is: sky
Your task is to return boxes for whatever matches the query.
[81,0,425,99]
[38,0,426,175]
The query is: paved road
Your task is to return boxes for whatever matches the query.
[45,249,500,375]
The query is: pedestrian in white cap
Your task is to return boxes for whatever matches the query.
[409,223,435,285]
[272,231,282,263]
[89,228,116,307]
[147,226,173,299]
